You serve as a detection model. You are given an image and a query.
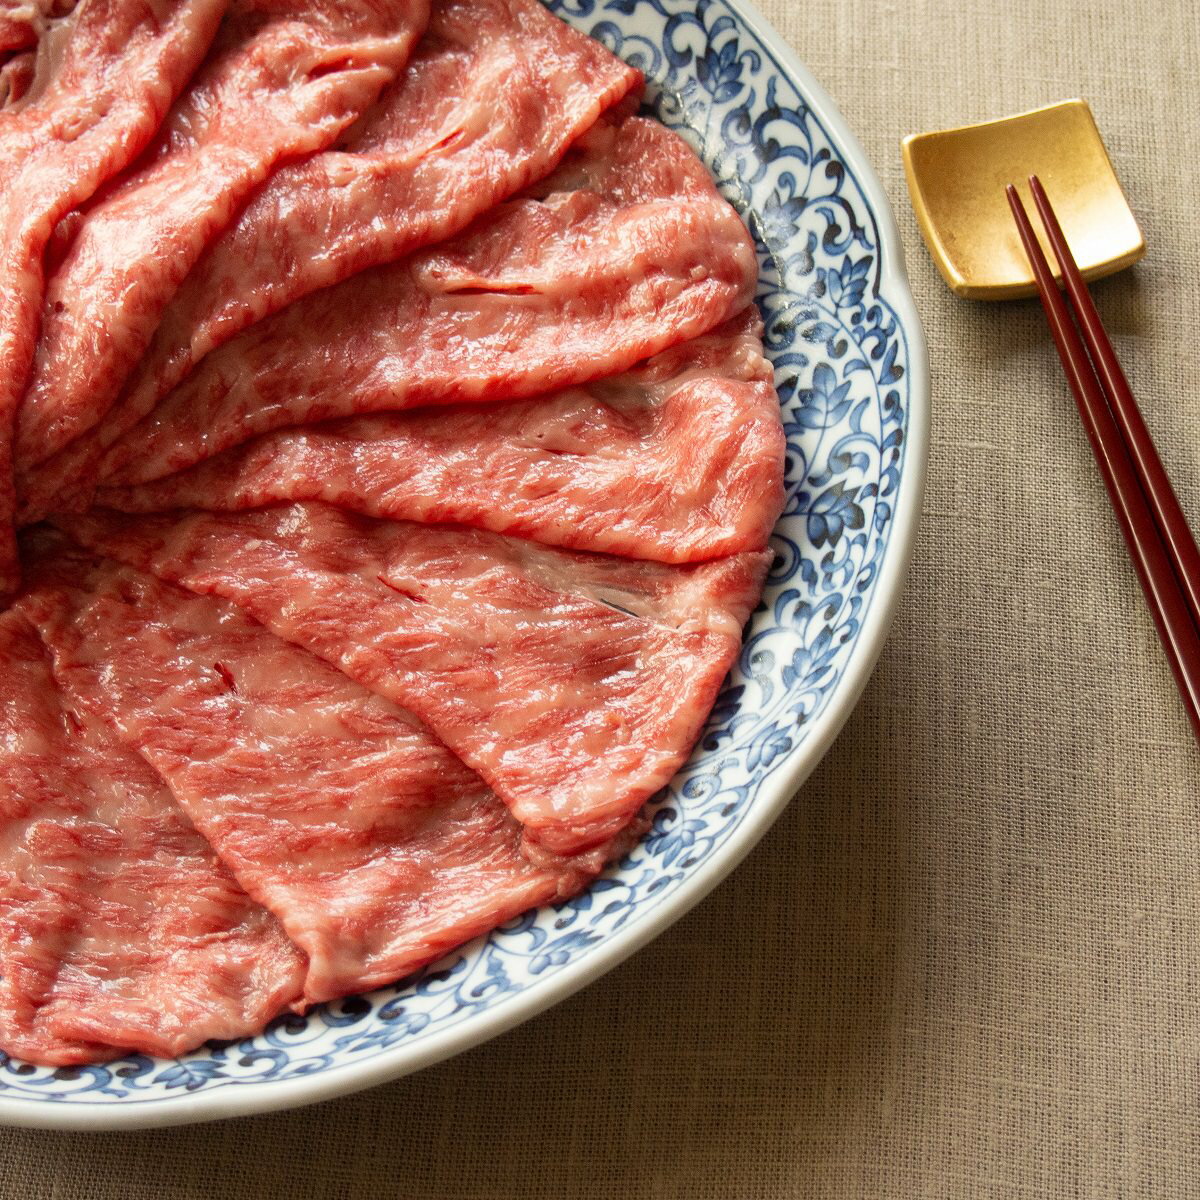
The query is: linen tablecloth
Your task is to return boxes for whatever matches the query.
[4,0,1199,1195]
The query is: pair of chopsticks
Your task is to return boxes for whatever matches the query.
[1007,178,1200,742]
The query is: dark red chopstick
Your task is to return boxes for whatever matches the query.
[1028,174,1200,630]
[1006,182,1200,743]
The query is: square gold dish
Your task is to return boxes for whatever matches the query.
[902,99,1145,299]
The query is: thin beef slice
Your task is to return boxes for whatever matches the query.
[58,503,770,854]
[20,0,641,518]
[0,0,79,56]
[28,115,759,507]
[0,0,80,106]
[23,537,626,1004]
[0,0,228,593]
[0,605,304,1066]
[14,0,430,470]
[97,310,785,563]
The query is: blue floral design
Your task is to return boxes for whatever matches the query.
[0,0,916,1117]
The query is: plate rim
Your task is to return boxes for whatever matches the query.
[0,0,929,1131]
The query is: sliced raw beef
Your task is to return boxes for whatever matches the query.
[0,0,77,52]
[26,116,758,509]
[98,311,785,563]
[0,51,33,105]
[19,0,640,519]
[14,0,429,472]
[0,0,228,593]
[0,0,73,105]
[0,605,304,1067]
[93,0,638,457]
[23,535,626,1004]
[0,7,32,55]
[58,504,769,854]
[0,1,78,105]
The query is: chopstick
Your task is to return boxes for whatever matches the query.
[1028,175,1200,628]
[1006,179,1200,743]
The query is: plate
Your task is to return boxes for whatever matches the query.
[0,0,929,1129]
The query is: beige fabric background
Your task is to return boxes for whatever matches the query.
[5,1,1200,1195]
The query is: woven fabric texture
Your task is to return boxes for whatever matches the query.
[4,0,1200,1195]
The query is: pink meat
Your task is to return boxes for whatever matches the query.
[97,311,785,563]
[0,604,304,1067]
[0,0,228,594]
[14,0,429,472]
[57,504,770,854]
[0,0,77,52]
[19,0,641,521]
[0,51,33,105]
[98,0,637,459]
[0,10,30,55]
[23,536,622,1004]
[0,0,75,89]
[0,0,76,104]
[23,116,758,512]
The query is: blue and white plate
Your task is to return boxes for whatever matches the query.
[0,0,929,1129]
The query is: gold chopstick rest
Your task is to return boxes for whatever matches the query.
[901,99,1145,300]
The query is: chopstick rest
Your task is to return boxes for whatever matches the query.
[903,102,1200,741]
[902,99,1144,298]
